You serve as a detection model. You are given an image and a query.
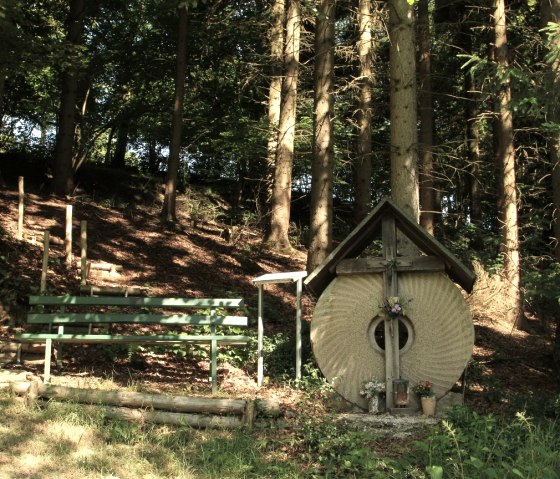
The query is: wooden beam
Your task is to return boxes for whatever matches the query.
[336,256,445,275]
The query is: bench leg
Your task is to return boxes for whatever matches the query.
[211,338,217,394]
[44,338,52,383]
[56,326,64,370]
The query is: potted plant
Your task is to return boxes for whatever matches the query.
[359,378,385,414]
[413,380,436,417]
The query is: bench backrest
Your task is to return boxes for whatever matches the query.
[28,296,247,327]
[29,296,244,308]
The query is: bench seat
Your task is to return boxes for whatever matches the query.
[16,295,251,392]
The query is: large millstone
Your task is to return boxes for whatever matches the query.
[310,272,474,410]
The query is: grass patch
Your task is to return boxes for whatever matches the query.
[1,387,559,479]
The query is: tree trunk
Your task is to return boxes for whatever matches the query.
[541,0,560,259]
[307,0,335,272]
[266,0,300,250]
[0,67,5,127]
[147,139,159,174]
[262,0,285,228]
[466,68,482,224]
[493,0,523,329]
[456,7,482,225]
[0,70,5,187]
[111,120,129,169]
[541,0,560,374]
[353,0,374,224]
[52,0,86,196]
[418,0,434,235]
[105,124,115,165]
[162,4,188,223]
[389,0,419,256]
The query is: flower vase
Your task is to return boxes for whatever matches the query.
[420,396,436,417]
[368,395,380,414]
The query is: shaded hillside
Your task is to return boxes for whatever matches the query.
[0,176,558,416]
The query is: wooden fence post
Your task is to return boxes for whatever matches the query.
[80,220,87,285]
[65,205,73,266]
[17,177,24,240]
[40,230,50,294]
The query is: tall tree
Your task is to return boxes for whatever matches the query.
[418,0,434,234]
[266,0,301,250]
[542,0,560,259]
[353,0,374,224]
[307,0,335,272]
[162,3,188,223]
[52,0,87,196]
[541,0,560,368]
[388,0,419,255]
[492,0,523,328]
[263,0,285,224]
[458,4,482,225]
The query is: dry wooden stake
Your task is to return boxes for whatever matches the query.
[65,205,73,265]
[17,176,24,240]
[40,230,50,294]
[80,220,87,285]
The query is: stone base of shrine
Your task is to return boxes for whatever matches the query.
[388,406,417,416]
[338,413,438,438]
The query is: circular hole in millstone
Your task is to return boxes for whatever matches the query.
[368,316,413,354]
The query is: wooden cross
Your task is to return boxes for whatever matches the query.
[335,216,445,408]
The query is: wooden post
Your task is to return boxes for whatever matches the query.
[44,338,52,383]
[80,220,87,285]
[252,271,307,387]
[257,283,264,386]
[382,216,400,409]
[65,205,73,265]
[210,315,218,394]
[40,230,50,294]
[17,176,24,240]
[295,277,303,381]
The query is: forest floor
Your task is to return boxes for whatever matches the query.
[0,179,558,417]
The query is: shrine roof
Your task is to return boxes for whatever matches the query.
[304,197,476,297]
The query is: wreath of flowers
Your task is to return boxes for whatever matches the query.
[381,296,411,318]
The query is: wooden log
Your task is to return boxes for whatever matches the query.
[77,262,123,272]
[26,379,41,405]
[48,235,64,246]
[256,398,282,417]
[38,385,248,415]
[2,342,47,354]
[79,285,145,296]
[88,405,245,429]
[0,381,31,395]
[0,370,31,382]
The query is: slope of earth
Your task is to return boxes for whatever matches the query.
[0,181,311,405]
[0,179,558,416]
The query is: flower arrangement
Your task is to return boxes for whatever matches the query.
[381,296,410,318]
[359,379,385,399]
[413,380,434,398]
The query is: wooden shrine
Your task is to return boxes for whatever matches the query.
[305,198,476,411]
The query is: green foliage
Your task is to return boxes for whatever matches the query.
[292,412,395,477]
[523,259,560,321]
[407,407,560,479]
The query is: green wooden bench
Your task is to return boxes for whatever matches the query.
[16,295,251,393]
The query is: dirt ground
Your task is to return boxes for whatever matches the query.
[0,184,558,413]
